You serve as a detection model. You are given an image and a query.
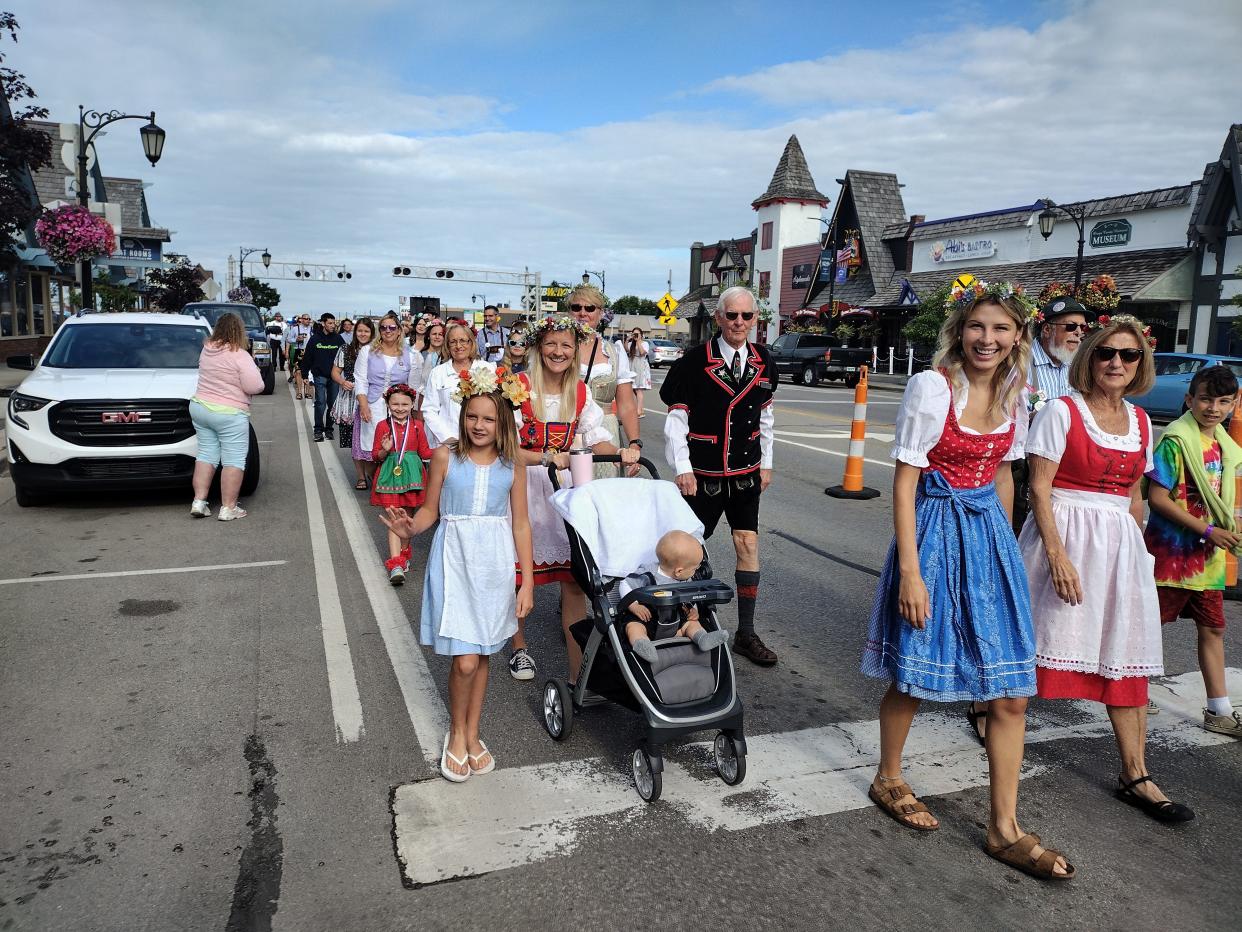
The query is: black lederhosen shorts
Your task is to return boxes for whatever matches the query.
[686,473,761,538]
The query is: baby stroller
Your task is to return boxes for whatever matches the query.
[542,455,747,802]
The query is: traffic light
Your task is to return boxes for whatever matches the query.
[294,268,309,278]
[337,271,352,280]
[393,267,412,276]
[435,269,454,279]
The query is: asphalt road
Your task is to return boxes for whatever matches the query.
[0,369,1238,931]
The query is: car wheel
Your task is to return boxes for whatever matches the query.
[261,366,276,396]
[239,424,261,496]
[800,365,818,387]
[13,482,42,508]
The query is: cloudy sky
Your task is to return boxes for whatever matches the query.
[10,0,1241,315]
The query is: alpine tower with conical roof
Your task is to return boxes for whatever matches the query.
[752,135,829,340]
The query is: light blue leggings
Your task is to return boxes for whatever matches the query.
[190,400,250,469]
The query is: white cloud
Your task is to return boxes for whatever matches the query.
[9,0,1241,315]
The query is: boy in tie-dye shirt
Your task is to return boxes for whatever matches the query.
[1144,365,1242,737]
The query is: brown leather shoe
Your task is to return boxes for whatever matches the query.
[732,631,778,666]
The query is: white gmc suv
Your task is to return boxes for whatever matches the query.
[4,311,260,507]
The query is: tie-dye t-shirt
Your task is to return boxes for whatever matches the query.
[1143,432,1226,590]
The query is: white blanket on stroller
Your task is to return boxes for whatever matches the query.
[550,478,704,579]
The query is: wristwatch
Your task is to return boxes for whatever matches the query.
[628,439,644,449]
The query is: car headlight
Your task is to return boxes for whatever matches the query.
[8,392,51,429]
[251,339,271,356]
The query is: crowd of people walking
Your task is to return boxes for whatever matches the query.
[193,278,1238,884]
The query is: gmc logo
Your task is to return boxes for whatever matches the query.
[101,411,152,424]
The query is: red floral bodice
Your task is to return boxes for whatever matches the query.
[924,374,1015,489]
[1051,397,1149,497]
[517,374,588,452]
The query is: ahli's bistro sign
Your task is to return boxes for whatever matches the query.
[1090,219,1132,249]
[929,238,996,264]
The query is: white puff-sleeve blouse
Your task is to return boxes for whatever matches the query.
[891,369,1028,468]
[1025,391,1153,471]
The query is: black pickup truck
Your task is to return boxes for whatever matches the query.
[768,332,872,387]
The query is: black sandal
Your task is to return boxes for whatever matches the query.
[355,478,369,491]
[966,703,987,747]
[1115,775,1195,823]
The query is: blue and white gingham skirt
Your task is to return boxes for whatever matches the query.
[862,471,1037,702]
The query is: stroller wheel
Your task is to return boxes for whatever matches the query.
[713,732,747,786]
[632,748,662,803]
[542,679,573,741]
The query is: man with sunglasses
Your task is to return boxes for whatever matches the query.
[661,285,779,667]
[476,305,509,364]
[1031,297,1095,404]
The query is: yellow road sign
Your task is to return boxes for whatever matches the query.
[657,293,679,315]
[658,314,677,326]
[952,273,976,291]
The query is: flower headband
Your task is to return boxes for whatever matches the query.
[450,362,530,409]
[949,275,1038,318]
[1096,314,1157,349]
[523,314,594,347]
[384,382,417,402]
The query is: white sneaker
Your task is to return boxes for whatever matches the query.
[389,565,405,586]
[1203,708,1242,738]
[190,500,211,518]
[217,505,248,521]
[1146,698,1160,715]
[508,648,536,681]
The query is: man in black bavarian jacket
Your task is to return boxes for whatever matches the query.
[660,286,777,666]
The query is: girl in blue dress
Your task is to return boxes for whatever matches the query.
[861,280,1074,881]
[382,370,534,783]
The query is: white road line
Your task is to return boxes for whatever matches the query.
[290,385,365,744]
[775,429,896,443]
[392,669,1239,886]
[0,560,288,586]
[306,396,449,766]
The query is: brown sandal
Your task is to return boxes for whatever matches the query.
[985,833,1075,881]
[868,777,939,832]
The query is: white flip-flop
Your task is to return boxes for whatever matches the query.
[440,734,470,783]
[469,740,496,775]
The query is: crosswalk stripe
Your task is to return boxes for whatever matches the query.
[392,668,1239,886]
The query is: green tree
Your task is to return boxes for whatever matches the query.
[900,283,951,348]
[610,295,660,316]
[242,276,281,311]
[0,13,52,258]
[92,270,138,311]
[146,256,204,312]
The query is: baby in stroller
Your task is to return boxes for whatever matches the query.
[620,530,730,662]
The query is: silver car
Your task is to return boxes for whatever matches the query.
[649,339,683,368]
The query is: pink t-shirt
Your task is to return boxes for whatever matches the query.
[194,344,265,411]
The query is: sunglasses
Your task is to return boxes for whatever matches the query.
[569,303,598,313]
[1093,346,1144,363]
[380,324,399,332]
[1051,321,1087,333]
[508,340,525,347]
[724,311,756,321]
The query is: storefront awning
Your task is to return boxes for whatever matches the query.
[13,245,56,269]
[864,247,1193,309]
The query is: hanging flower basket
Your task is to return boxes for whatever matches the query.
[227,286,254,304]
[34,205,116,267]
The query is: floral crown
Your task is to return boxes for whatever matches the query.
[523,314,594,347]
[450,362,530,409]
[1096,314,1157,349]
[384,382,417,402]
[949,274,1038,319]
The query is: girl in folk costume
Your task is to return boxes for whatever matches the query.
[422,320,497,448]
[506,315,641,683]
[1020,316,1194,822]
[862,280,1076,881]
[381,369,534,782]
[371,384,433,585]
[331,316,374,488]
[566,285,643,479]
[355,311,424,485]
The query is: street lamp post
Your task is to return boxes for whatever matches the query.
[76,107,166,311]
[1037,198,1089,289]
[582,269,605,296]
[238,247,272,290]
[471,293,488,308]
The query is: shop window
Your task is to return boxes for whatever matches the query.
[14,273,30,336]
[0,272,13,337]
[761,222,773,250]
[30,273,47,335]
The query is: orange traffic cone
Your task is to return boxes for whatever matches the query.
[825,365,881,500]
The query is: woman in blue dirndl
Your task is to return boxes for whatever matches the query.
[861,281,1075,881]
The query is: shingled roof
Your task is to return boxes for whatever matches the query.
[864,247,1191,307]
[843,170,907,289]
[1188,124,1242,246]
[100,177,170,241]
[752,135,828,208]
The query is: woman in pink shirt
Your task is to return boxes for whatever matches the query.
[189,313,265,520]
